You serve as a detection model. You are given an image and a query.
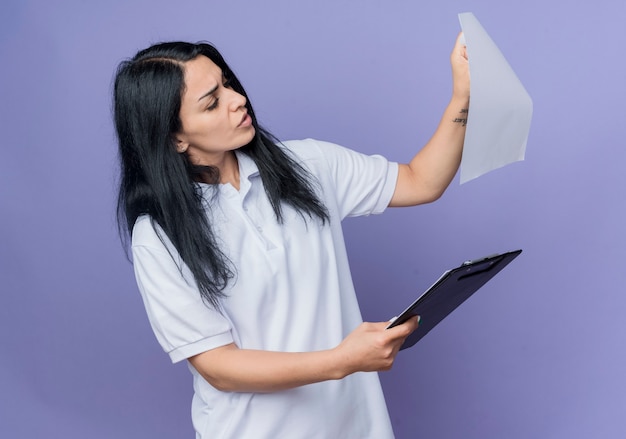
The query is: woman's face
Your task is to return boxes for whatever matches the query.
[175,55,255,166]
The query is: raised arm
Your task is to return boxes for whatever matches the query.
[188,316,419,393]
[390,32,470,207]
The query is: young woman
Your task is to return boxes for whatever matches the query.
[114,34,469,438]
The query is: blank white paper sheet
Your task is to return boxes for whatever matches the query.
[458,12,533,184]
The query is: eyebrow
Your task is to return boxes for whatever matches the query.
[197,83,219,102]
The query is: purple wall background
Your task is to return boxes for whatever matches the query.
[1,0,625,437]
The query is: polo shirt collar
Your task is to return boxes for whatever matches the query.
[234,150,260,182]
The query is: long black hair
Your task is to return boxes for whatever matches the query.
[114,41,329,307]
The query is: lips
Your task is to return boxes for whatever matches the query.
[238,112,252,127]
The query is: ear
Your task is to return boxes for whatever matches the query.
[175,136,189,154]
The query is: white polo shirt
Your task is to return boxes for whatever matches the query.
[132,139,399,438]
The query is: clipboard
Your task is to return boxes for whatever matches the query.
[386,249,522,350]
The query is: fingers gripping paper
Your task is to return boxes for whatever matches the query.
[458,12,533,184]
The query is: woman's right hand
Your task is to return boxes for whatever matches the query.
[188,316,419,393]
[333,316,419,377]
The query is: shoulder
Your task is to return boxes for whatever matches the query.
[131,215,187,275]
[132,215,170,252]
[280,138,394,176]
[279,138,358,172]
[132,215,155,242]
[280,138,346,159]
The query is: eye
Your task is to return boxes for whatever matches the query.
[206,98,219,111]
[205,74,233,111]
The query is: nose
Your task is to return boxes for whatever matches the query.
[226,88,247,111]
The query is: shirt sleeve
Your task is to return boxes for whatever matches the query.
[286,139,399,219]
[131,216,234,363]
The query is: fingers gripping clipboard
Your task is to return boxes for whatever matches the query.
[386,249,522,350]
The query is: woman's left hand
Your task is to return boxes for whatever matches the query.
[451,32,470,100]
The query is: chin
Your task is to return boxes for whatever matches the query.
[240,129,256,147]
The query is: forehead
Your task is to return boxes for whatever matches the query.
[182,56,222,96]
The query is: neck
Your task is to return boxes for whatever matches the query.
[215,151,240,190]
[189,150,240,189]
